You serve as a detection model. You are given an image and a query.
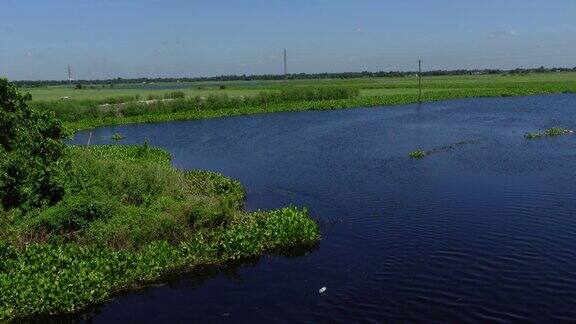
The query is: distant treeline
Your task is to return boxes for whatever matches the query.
[13,66,576,88]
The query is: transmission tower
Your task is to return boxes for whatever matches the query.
[283,48,287,80]
[67,65,72,85]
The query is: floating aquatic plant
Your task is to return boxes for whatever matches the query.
[409,149,426,159]
[524,127,572,139]
[110,133,125,141]
[409,139,481,159]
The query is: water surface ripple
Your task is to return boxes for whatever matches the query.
[72,94,576,322]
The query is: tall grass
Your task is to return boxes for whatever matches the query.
[66,83,575,132]
[34,87,360,123]
[146,91,186,100]
[32,80,576,130]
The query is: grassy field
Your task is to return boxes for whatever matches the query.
[26,85,263,101]
[24,72,576,101]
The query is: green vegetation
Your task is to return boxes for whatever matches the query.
[14,66,576,89]
[0,145,319,320]
[110,133,125,141]
[409,140,481,159]
[409,149,426,159]
[2,72,576,319]
[19,73,574,131]
[31,86,359,125]
[146,91,186,100]
[0,79,69,210]
[524,127,572,139]
[22,72,576,101]
[0,80,320,320]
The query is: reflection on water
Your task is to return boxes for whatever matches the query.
[72,94,576,322]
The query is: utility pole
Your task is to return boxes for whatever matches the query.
[283,48,287,81]
[67,65,72,86]
[418,60,422,104]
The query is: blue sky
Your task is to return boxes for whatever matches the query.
[1,0,575,80]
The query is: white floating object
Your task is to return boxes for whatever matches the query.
[319,287,327,294]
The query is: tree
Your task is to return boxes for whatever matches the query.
[0,78,69,210]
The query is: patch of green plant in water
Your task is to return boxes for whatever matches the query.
[110,133,125,141]
[409,149,426,159]
[409,139,481,159]
[524,132,543,139]
[524,127,572,139]
[0,206,318,320]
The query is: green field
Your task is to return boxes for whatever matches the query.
[24,72,576,102]
[20,72,576,132]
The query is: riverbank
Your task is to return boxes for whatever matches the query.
[67,85,575,132]
[0,145,319,320]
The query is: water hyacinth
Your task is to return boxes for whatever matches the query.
[0,145,320,320]
[409,149,427,159]
[524,127,572,139]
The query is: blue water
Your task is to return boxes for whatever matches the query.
[72,94,576,322]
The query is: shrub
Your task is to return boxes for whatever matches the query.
[27,192,118,236]
[0,79,69,210]
[0,143,321,320]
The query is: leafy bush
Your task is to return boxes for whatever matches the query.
[10,146,251,250]
[185,170,244,206]
[0,79,69,210]
[26,192,118,236]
